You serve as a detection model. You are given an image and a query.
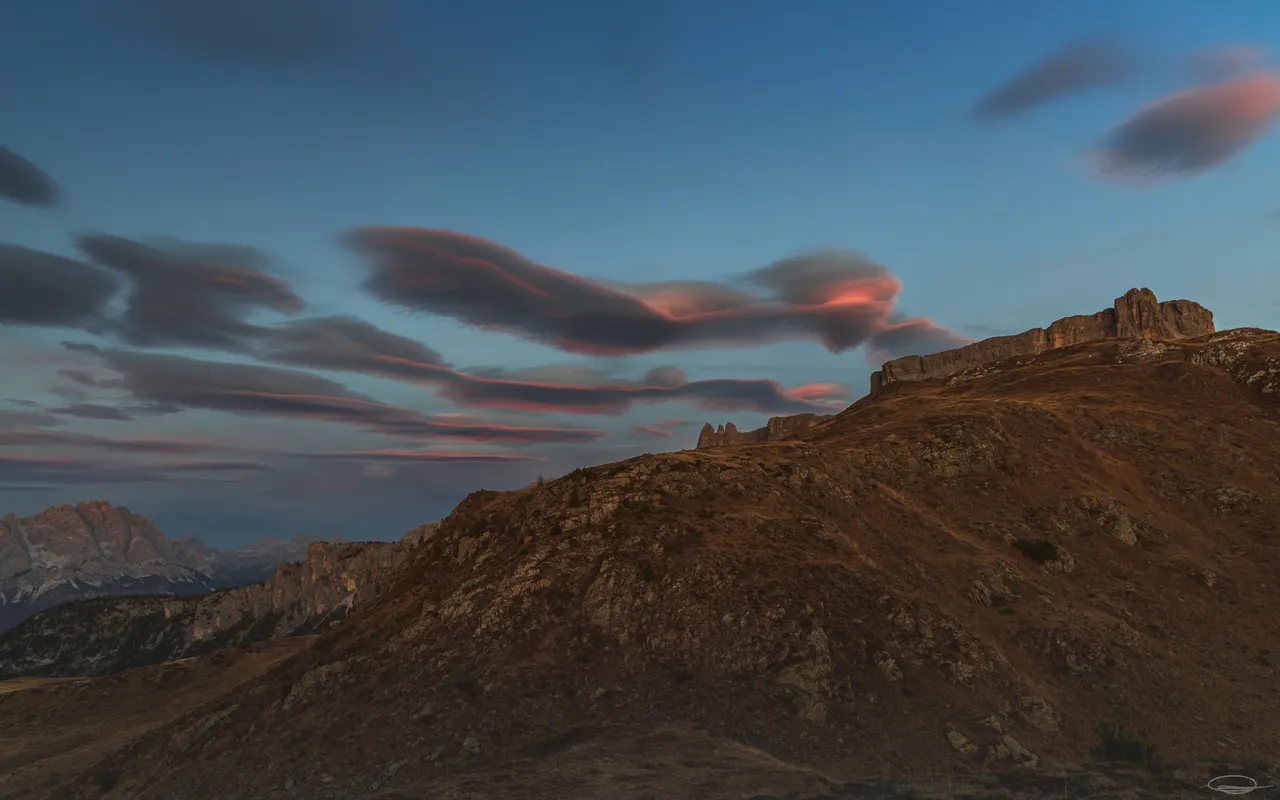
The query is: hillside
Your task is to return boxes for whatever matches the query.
[0,638,315,800]
[27,323,1277,800]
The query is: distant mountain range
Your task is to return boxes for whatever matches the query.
[0,499,341,632]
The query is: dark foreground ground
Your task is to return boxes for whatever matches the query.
[1,642,1274,800]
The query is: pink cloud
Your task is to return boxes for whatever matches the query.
[1093,72,1280,180]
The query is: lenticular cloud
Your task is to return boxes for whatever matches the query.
[1093,73,1280,180]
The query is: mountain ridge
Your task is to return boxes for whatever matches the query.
[0,500,341,632]
[696,287,1216,449]
[0,532,430,678]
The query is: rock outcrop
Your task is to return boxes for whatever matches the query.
[201,534,340,587]
[0,500,333,632]
[0,523,437,678]
[696,413,835,449]
[868,288,1214,394]
[698,290,1213,450]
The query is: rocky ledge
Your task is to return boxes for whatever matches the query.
[696,288,1215,450]
[868,287,1214,394]
[695,412,835,449]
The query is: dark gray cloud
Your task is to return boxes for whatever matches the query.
[630,418,691,439]
[346,227,960,357]
[49,403,137,422]
[76,233,304,350]
[49,384,91,403]
[0,423,546,480]
[0,429,231,454]
[116,0,393,66]
[14,236,861,415]
[261,316,847,415]
[61,341,104,355]
[164,461,274,473]
[0,146,59,207]
[126,400,184,417]
[862,317,974,362]
[291,449,545,464]
[467,363,616,383]
[84,347,604,444]
[57,369,103,387]
[1093,73,1280,179]
[0,409,65,431]
[0,244,120,328]
[0,455,270,486]
[972,40,1132,120]
[264,315,448,370]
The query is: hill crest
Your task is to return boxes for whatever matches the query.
[698,287,1216,449]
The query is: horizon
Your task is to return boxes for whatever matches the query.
[3,0,1279,546]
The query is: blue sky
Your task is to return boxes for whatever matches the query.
[2,0,1278,546]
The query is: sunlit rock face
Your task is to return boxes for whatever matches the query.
[869,288,1215,393]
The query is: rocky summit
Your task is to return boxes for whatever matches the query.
[869,286,1214,393]
[698,288,1216,449]
[2,295,1279,800]
[0,501,330,633]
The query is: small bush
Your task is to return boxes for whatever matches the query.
[1091,722,1157,763]
[618,497,651,513]
[1013,538,1059,563]
[94,766,123,792]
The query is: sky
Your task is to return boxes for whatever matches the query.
[2,0,1279,547]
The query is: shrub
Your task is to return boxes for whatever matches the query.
[1091,722,1157,763]
[1013,538,1059,563]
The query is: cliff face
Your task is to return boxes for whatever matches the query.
[202,534,338,587]
[868,288,1215,394]
[697,289,1214,450]
[696,413,835,449]
[0,525,436,678]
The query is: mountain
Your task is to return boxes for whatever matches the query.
[0,500,338,632]
[0,533,427,678]
[6,291,1280,800]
